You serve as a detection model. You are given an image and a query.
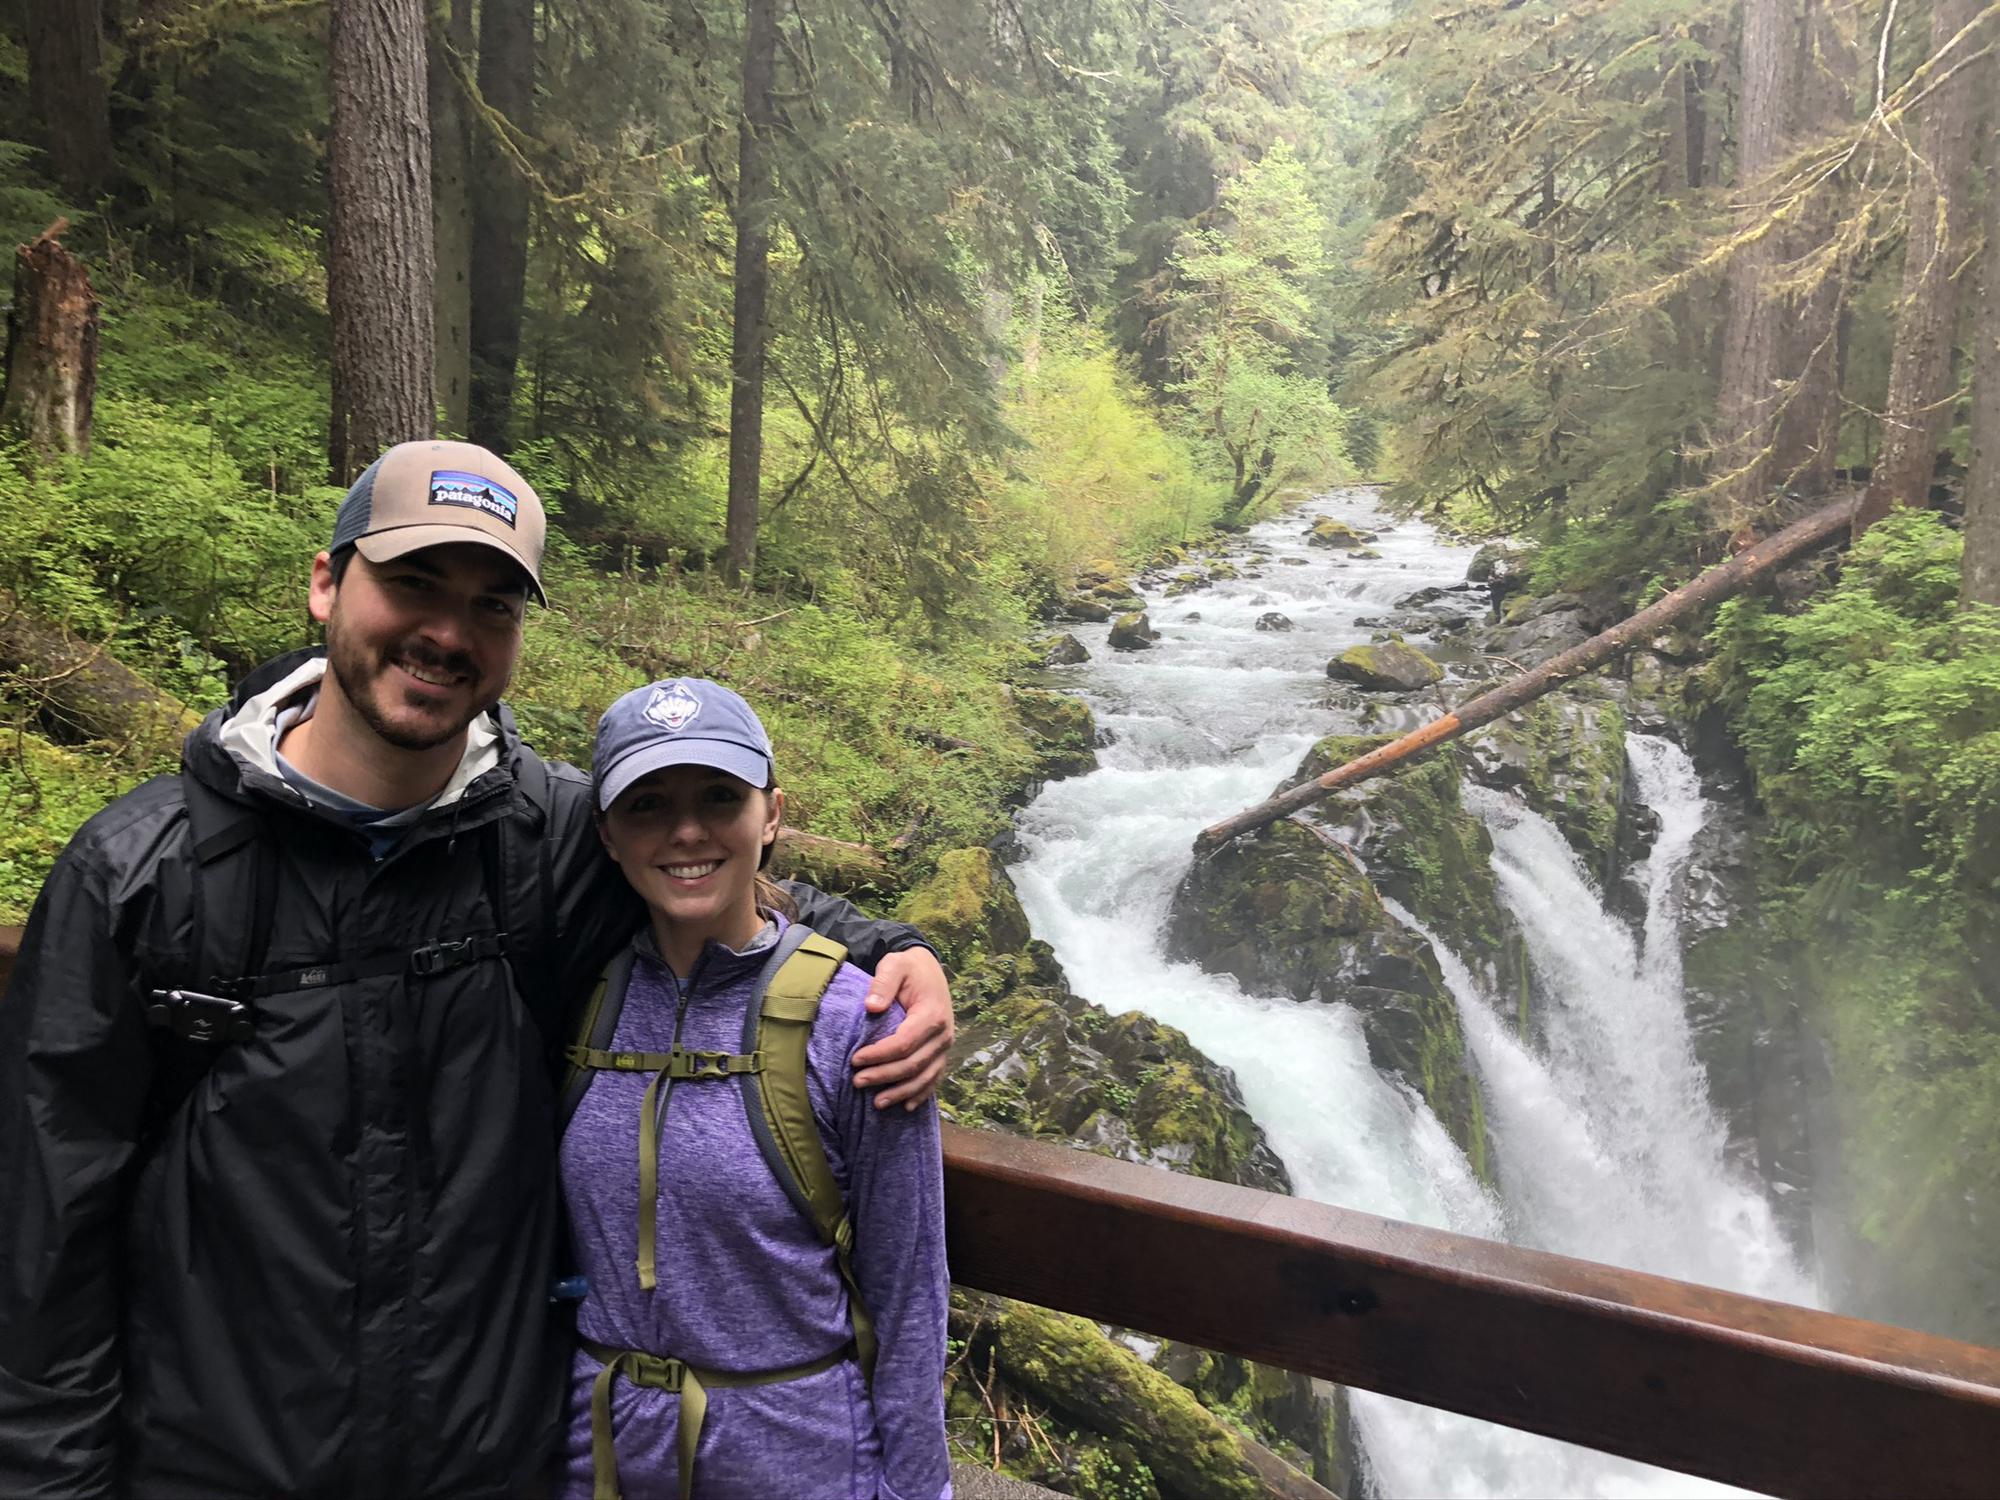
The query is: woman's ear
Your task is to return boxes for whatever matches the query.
[763,786,786,850]
[595,811,620,863]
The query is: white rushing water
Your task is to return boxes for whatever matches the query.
[1007,488,1815,1497]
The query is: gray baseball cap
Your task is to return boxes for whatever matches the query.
[593,677,775,810]
[331,440,548,603]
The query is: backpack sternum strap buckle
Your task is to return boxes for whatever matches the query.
[409,933,508,976]
[669,1048,763,1081]
[145,988,255,1044]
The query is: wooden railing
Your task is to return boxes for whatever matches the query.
[943,1123,2000,1498]
[4,932,1997,1495]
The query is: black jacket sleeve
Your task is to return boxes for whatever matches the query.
[0,838,153,1498]
[779,883,935,971]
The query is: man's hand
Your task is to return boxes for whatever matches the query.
[851,947,955,1110]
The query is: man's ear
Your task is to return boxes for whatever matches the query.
[308,550,339,625]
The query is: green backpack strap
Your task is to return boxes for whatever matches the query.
[557,946,639,1134]
[740,926,878,1382]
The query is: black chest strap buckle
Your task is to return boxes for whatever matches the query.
[145,988,256,1044]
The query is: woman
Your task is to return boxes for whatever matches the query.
[558,677,950,1500]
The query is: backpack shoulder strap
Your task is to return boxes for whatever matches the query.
[491,749,562,1039]
[740,927,877,1379]
[556,944,639,1134]
[141,772,279,1138]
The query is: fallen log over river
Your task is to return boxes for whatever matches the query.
[1193,493,1861,854]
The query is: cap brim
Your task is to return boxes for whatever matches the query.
[353,525,548,605]
[597,738,773,810]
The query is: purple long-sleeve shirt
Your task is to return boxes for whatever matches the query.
[558,919,950,1500]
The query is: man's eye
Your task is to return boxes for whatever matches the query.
[479,596,522,620]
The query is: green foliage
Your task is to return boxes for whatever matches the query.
[1159,145,1351,518]
[0,731,150,924]
[995,308,1229,593]
[1710,512,2000,891]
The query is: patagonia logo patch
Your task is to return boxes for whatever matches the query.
[644,682,702,732]
[428,469,519,527]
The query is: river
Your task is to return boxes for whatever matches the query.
[1006,486,1817,1498]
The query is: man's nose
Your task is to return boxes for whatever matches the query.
[416,599,477,653]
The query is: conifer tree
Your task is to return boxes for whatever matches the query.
[327,0,436,479]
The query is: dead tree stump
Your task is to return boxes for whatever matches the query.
[1,222,99,459]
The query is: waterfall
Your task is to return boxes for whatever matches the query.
[1008,489,1812,1496]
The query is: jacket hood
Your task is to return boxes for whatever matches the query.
[183,646,520,815]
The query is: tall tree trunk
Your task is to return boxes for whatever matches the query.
[430,0,475,436]
[1962,73,2000,610]
[25,0,114,202]
[1713,0,1801,524]
[1,226,98,459]
[724,0,778,587]
[327,0,436,482]
[1773,0,1854,496]
[468,0,536,453]
[1855,0,1989,535]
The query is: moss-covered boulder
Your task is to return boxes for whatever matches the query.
[1298,736,1516,982]
[1463,689,1628,870]
[1328,640,1443,692]
[1307,517,1375,549]
[1039,633,1089,667]
[954,1294,1269,1500]
[898,848,1033,970]
[1012,687,1098,779]
[1108,611,1159,651]
[1061,596,1115,623]
[1165,819,1491,1177]
[945,948,1291,1194]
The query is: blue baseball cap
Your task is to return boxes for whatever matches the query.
[592,677,775,810]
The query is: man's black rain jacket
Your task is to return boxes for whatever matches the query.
[0,650,933,1498]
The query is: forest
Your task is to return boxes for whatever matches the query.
[3,0,1999,1492]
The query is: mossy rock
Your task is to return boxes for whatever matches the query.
[1088,576,1141,602]
[1108,611,1159,651]
[1062,597,1115,623]
[1464,690,1627,869]
[945,950,1291,1193]
[963,1294,1267,1500]
[898,848,1033,970]
[1307,518,1375,549]
[1013,687,1098,779]
[1167,818,1492,1177]
[1154,1345,1344,1492]
[1327,640,1443,692]
[1207,561,1240,581]
[1039,633,1090,667]
[1299,736,1517,987]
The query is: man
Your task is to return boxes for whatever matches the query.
[0,441,954,1497]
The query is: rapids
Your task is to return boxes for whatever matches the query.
[1007,487,1816,1498]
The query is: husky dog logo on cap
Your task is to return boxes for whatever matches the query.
[644,681,703,733]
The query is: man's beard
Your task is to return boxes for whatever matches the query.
[323,615,489,752]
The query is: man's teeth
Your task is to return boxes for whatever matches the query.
[400,660,458,686]
[666,862,720,879]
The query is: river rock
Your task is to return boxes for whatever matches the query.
[1280,556,1309,566]
[949,968,1289,1192]
[1163,570,1210,598]
[1109,610,1160,650]
[1254,612,1294,632]
[897,848,1034,968]
[1466,541,1528,584]
[1462,687,1628,871]
[1298,736,1519,991]
[1308,517,1376,549]
[1059,596,1113,623]
[1327,640,1444,692]
[1038,633,1089,667]
[1010,687,1099,779]
[1167,819,1492,1181]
